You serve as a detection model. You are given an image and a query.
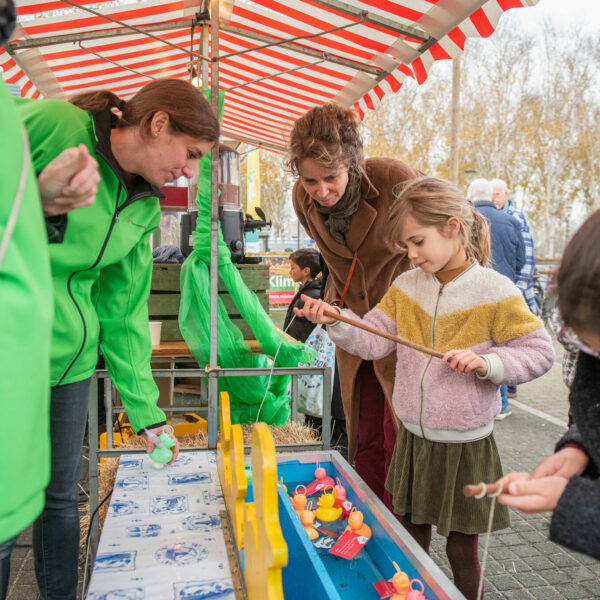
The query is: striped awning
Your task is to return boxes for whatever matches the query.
[1,0,537,150]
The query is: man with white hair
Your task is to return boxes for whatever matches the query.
[468,178,525,419]
[491,179,537,314]
[491,179,538,401]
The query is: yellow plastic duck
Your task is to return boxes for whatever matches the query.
[344,507,372,539]
[315,485,342,522]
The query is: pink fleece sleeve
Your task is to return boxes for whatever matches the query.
[484,327,555,386]
[327,306,397,360]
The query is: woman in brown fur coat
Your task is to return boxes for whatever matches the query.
[288,103,421,512]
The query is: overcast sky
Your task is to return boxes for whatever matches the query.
[517,0,600,32]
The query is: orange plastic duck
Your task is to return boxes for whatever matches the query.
[290,485,307,514]
[390,561,411,600]
[344,507,372,539]
[299,502,319,541]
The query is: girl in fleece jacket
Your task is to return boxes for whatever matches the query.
[295,177,554,599]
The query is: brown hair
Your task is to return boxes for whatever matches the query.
[69,79,219,142]
[386,177,491,267]
[289,248,321,279]
[557,209,600,337]
[286,102,364,176]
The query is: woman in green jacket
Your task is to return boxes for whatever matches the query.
[15,78,219,600]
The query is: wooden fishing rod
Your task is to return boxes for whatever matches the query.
[323,307,444,359]
[321,307,488,376]
[463,483,502,498]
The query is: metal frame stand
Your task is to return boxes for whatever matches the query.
[86,363,332,559]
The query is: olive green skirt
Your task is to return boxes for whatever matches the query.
[385,424,510,537]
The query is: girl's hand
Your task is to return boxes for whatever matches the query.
[497,476,569,513]
[532,447,589,479]
[442,349,487,375]
[293,295,338,324]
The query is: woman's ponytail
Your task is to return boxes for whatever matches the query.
[69,90,123,125]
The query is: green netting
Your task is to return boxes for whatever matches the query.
[178,93,313,424]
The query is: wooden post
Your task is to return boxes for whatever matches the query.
[449,56,461,184]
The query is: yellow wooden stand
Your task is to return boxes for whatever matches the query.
[243,423,288,600]
[216,392,288,599]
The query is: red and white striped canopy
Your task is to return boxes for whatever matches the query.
[1,0,537,150]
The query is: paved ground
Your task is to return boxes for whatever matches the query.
[6,340,598,599]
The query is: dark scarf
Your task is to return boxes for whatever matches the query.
[313,170,361,244]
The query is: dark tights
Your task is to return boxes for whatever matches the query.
[401,516,481,600]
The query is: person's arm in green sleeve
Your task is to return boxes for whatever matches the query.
[94,226,168,435]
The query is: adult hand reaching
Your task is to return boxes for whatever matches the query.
[532,446,589,479]
[497,476,569,513]
[37,144,99,216]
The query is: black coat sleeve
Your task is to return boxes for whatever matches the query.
[286,283,322,343]
[549,475,600,559]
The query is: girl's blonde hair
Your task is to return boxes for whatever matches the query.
[385,177,490,267]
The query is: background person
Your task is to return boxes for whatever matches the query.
[491,178,538,400]
[295,177,554,599]
[498,209,600,560]
[468,178,525,419]
[14,78,219,600]
[283,248,322,342]
[288,102,421,511]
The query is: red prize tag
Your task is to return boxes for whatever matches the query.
[372,578,397,598]
[328,530,369,560]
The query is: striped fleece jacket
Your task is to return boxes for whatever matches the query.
[327,262,554,442]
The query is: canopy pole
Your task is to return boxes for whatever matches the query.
[208,0,220,449]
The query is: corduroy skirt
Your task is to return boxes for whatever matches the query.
[385,424,510,536]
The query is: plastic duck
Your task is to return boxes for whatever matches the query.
[290,485,308,514]
[301,462,335,496]
[332,478,353,519]
[345,507,372,539]
[405,579,426,600]
[390,562,411,600]
[299,504,319,541]
[315,485,343,522]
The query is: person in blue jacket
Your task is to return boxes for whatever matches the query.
[468,178,525,419]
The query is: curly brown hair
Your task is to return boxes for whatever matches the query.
[286,103,364,176]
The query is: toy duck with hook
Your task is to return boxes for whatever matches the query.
[332,477,353,519]
[345,507,372,539]
[315,485,343,522]
[299,502,319,541]
[290,485,307,515]
[301,462,335,496]
[390,562,426,600]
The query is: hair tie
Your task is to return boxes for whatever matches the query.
[118,99,126,111]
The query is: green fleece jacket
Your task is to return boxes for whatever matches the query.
[15,97,166,433]
[0,81,52,542]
